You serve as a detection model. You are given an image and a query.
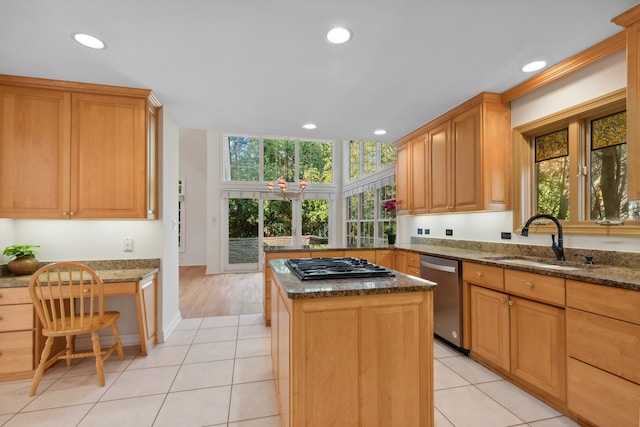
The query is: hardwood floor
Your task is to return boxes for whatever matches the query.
[179,266,263,318]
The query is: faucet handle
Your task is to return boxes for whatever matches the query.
[574,253,595,265]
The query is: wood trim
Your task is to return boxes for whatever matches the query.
[611,3,640,28]
[394,92,501,146]
[501,32,626,104]
[0,73,158,101]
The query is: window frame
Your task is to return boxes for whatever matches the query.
[513,88,639,236]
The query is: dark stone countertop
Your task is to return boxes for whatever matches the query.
[265,243,640,292]
[270,258,437,299]
[0,259,160,289]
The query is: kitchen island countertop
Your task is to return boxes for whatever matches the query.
[270,258,436,299]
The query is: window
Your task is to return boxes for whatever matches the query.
[346,185,396,247]
[300,140,333,183]
[348,141,396,181]
[227,136,259,181]
[514,89,638,235]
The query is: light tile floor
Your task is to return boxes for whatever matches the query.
[0,314,579,427]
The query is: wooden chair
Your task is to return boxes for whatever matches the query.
[28,261,124,396]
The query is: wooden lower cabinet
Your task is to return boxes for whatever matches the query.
[406,251,421,277]
[468,271,566,401]
[271,272,434,426]
[264,251,309,326]
[375,249,394,269]
[0,287,34,379]
[566,280,640,426]
[509,296,565,400]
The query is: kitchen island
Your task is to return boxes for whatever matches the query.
[269,258,437,427]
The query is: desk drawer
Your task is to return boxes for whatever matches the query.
[505,269,565,306]
[0,287,31,305]
[0,304,33,332]
[0,330,33,374]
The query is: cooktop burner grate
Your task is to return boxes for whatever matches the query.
[285,257,395,280]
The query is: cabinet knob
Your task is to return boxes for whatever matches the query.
[70,212,75,217]
[500,297,506,304]
[508,300,514,306]
[525,282,534,288]
[476,271,483,277]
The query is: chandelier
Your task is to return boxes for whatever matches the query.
[267,177,307,200]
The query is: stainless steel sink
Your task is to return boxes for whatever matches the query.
[482,256,584,271]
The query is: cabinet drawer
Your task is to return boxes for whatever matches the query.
[567,308,640,384]
[568,357,640,427]
[0,287,31,305]
[566,280,640,325]
[0,304,34,332]
[407,252,420,268]
[462,262,504,290]
[0,330,33,374]
[406,266,420,277]
[504,269,565,306]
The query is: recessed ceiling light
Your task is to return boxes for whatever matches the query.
[72,33,106,50]
[326,27,351,45]
[302,123,317,130]
[522,60,546,73]
[374,129,387,135]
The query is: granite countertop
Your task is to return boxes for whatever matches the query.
[266,243,640,292]
[270,258,437,299]
[0,259,160,289]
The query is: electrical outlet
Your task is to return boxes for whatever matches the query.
[123,237,133,252]
[445,229,453,236]
[417,228,423,235]
[424,228,430,235]
[501,232,512,240]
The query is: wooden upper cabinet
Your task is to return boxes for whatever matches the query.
[410,134,429,214]
[0,74,160,219]
[394,92,511,214]
[427,121,451,212]
[71,93,147,218]
[395,142,410,215]
[0,86,71,218]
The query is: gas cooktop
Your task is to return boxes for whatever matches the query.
[285,257,395,281]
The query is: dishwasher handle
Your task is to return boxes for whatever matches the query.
[420,260,457,273]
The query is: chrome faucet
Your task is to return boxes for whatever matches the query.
[520,214,565,261]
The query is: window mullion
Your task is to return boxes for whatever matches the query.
[567,121,582,224]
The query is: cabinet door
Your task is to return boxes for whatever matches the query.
[451,105,481,211]
[427,121,452,212]
[140,276,157,354]
[394,250,408,274]
[71,93,147,218]
[375,249,394,269]
[0,86,71,218]
[510,296,566,400]
[410,134,428,214]
[395,142,410,215]
[470,285,510,370]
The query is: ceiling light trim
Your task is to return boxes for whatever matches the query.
[326,27,352,45]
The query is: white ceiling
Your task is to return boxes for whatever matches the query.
[1,0,637,143]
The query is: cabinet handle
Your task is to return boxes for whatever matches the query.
[476,272,483,277]
[500,297,506,304]
[70,212,75,217]
[508,300,514,306]
[525,282,534,288]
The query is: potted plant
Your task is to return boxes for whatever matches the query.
[384,224,396,245]
[2,244,41,276]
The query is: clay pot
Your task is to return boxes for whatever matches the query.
[7,256,40,276]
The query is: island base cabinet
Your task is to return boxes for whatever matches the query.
[271,273,434,427]
[567,357,640,427]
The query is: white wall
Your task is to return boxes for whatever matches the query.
[0,219,15,259]
[178,128,208,266]
[158,110,181,341]
[399,49,639,253]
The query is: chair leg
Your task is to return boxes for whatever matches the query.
[90,331,106,386]
[111,322,124,360]
[30,336,54,396]
[65,335,74,367]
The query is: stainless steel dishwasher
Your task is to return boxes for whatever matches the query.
[420,254,464,350]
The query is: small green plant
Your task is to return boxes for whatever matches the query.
[384,224,396,236]
[2,244,40,260]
